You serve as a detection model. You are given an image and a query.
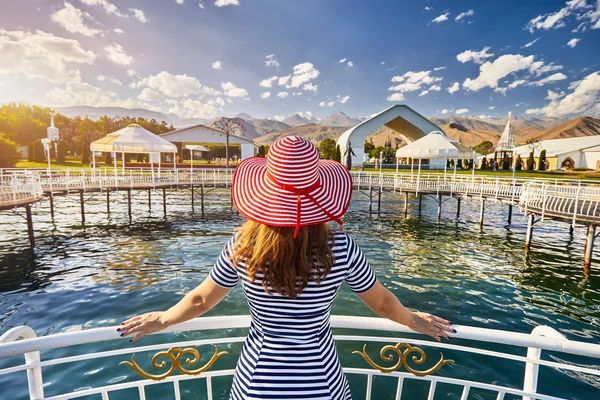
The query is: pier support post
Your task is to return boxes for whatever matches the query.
[418,193,423,215]
[584,225,596,269]
[437,194,442,221]
[79,190,85,224]
[49,193,54,219]
[25,204,34,248]
[201,181,205,218]
[127,189,132,221]
[507,204,513,225]
[369,185,373,214]
[162,187,167,218]
[456,197,461,220]
[377,188,382,215]
[569,225,574,236]
[404,192,408,217]
[106,190,110,214]
[525,214,534,249]
[479,198,485,229]
[147,189,151,213]
[191,184,195,215]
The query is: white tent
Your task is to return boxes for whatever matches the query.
[395,131,481,178]
[90,124,178,181]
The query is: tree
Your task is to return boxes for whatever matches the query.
[481,156,488,170]
[364,141,375,154]
[473,141,494,155]
[527,151,535,171]
[0,133,20,168]
[538,149,547,171]
[319,138,337,160]
[211,117,245,168]
[516,155,523,171]
[334,145,342,162]
[502,153,510,170]
[29,139,45,163]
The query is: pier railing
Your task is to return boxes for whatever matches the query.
[5,169,600,225]
[1,316,599,400]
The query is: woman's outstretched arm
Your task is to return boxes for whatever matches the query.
[357,281,455,341]
[118,276,232,343]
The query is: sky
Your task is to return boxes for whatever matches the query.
[1,0,600,121]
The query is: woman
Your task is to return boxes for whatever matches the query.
[119,136,454,399]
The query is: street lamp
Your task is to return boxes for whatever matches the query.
[379,151,383,175]
[41,139,52,175]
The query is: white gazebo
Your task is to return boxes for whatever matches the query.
[90,124,178,182]
[395,131,481,178]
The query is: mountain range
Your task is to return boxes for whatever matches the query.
[52,106,600,148]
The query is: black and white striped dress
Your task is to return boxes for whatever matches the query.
[209,232,377,400]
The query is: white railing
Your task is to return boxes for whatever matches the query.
[0,174,43,208]
[1,316,599,400]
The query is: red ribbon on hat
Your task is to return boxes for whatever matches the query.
[266,172,343,238]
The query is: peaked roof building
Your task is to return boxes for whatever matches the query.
[495,112,515,152]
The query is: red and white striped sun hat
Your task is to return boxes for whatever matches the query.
[232,136,352,237]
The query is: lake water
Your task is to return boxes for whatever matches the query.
[0,189,599,400]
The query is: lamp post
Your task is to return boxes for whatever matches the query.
[41,139,52,175]
[379,151,383,175]
[512,149,517,180]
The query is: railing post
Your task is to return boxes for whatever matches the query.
[523,326,566,400]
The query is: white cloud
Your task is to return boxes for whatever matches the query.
[529,72,568,86]
[51,3,102,37]
[525,0,587,33]
[126,68,136,77]
[79,0,127,17]
[181,98,219,118]
[526,71,600,117]
[265,54,280,68]
[46,79,117,107]
[201,86,221,96]
[302,82,318,92]
[530,62,564,76]
[272,62,320,89]
[447,82,460,94]
[463,54,535,91]
[424,6,433,11]
[434,66,446,71]
[260,91,271,99]
[129,8,148,23]
[175,0,184,3]
[260,76,278,88]
[135,71,202,97]
[212,60,222,70]
[478,114,491,119]
[277,91,289,98]
[337,95,350,103]
[521,38,540,48]
[105,43,133,65]
[429,85,441,91]
[432,13,449,23]
[567,38,581,47]
[215,0,239,7]
[319,101,335,107]
[113,28,124,34]
[419,90,429,96]
[387,93,405,101]
[455,10,474,22]
[488,106,495,110]
[441,108,450,114]
[347,61,354,67]
[273,115,285,121]
[456,47,494,64]
[0,29,95,83]
[456,108,469,114]
[339,58,347,63]
[221,81,248,97]
[278,75,291,86]
[389,70,443,93]
[208,97,225,107]
[508,79,527,89]
[97,75,122,85]
[515,102,525,107]
[138,88,163,102]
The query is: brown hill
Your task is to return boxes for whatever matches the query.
[530,117,600,141]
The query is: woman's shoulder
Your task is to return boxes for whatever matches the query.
[331,231,355,249]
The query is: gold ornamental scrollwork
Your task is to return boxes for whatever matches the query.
[121,346,228,381]
[353,343,453,377]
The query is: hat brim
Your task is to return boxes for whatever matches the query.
[232,157,353,227]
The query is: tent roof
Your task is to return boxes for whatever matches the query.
[514,136,600,157]
[160,124,257,145]
[395,131,480,159]
[90,124,177,153]
[184,144,210,152]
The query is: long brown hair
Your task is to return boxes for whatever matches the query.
[231,220,335,298]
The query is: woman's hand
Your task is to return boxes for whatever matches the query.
[409,312,455,341]
[117,312,168,343]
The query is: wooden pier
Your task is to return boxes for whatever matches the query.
[2,169,600,269]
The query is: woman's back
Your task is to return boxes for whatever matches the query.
[210,231,376,399]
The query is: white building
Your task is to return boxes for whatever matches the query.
[514,136,600,170]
